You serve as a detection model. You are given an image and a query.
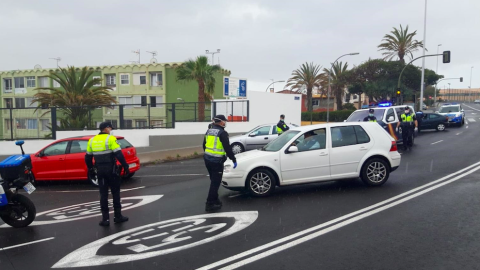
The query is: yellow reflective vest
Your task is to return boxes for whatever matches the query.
[204,129,226,157]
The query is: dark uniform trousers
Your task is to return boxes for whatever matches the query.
[401,124,414,148]
[97,163,121,216]
[204,160,224,203]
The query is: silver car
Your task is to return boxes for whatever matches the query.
[230,123,298,154]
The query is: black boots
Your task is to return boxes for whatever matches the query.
[99,212,110,226]
[205,201,222,212]
[114,210,129,224]
[99,211,128,226]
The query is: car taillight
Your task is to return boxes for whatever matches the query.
[390,141,397,152]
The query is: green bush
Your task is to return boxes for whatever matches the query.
[301,110,354,122]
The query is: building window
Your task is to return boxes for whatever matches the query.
[140,75,146,85]
[14,77,25,88]
[15,98,25,108]
[41,119,50,131]
[53,80,61,88]
[123,119,133,129]
[38,77,49,87]
[150,96,163,108]
[119,97,133,109]
[26,97,38,108]
[26,76,36,88]
[150,120,163,128]
[4,98,13,108]
[105,74,116,86]
[3,78,12,92]
[312,99,320,106]
[5,119,11,130]
[93,76,101,87]
[133,96,147,107]
[105,119,118,129]
[16,119,26,129]
[120,74,130,85]
[136,120,147,128]
[150,72,163,86]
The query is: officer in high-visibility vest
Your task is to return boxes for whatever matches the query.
[203,115,237,212]
[277,114,290,135]
[363,108,377,122]
[85,122,130,226]
[396,106,418,151]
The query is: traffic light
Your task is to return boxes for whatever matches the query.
[443,51,451,63]
[396,89,401,95]
[460,77,463,82]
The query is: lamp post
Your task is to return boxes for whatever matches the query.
[326,52,360,122]
[205,49,221,65]
[435,77,463,105]
[265,80,285,92]
[470,66,474,88]
[448,83,451,101]
[418,0,428,113]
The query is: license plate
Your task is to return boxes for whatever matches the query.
[129,163,137,169]
[23,182,36,194]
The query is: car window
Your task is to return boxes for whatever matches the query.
[263,131,300,152]
[429,114,440,119]
[354,126,370,144]
[439,106,459,113]
[331,126,357,148]
[294,128,326,152]
[251,126,271,136]
[69,140,88,154]
[43,141,68,156]
[272,125,278,135]
[386,109,395,122]
[346,109,385,122]
[117,139,133,149]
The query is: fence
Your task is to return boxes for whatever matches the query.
[0,100,249,141]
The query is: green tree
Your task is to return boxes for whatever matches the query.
[378,25,425,64]
[323,61,349,110]
[285,62,324,112]
[175,56,221,121]
[32,66,115,130]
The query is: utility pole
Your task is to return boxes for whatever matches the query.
[206,49,221,65]
[419,0,428,111]
[470,66,474,88]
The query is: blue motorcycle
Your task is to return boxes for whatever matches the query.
[0,141,36,228]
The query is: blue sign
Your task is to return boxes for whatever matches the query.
[224,78,229,97]
[239,80,247,97]
[294,96,300,100]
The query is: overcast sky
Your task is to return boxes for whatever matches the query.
[1,0,478,91]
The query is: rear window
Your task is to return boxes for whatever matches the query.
[347,109,385,122]
[117,139,133,149]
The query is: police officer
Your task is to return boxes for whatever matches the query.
[85,122,130,226]
[277,114,289,135]
[363,108,377,122]
[396,106,418,150]
[203,115,237,212]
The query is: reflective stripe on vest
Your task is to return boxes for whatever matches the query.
[369,119,377,122]
[277,124,287,134]
[89,134,113,154]
[204,129,225,157]
[401,114,413,122]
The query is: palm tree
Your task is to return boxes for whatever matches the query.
[175,56,221,122]
[285,62,324,112]
[378,25,425,64]
[323,62,349,111]
[33,66,115,129]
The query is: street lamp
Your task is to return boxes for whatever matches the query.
[470,66,474,88]
[205,49,221,65]
[326,52,360,123]
[265,80,285,92]
[448,83,451,101]
[419,0,428,114]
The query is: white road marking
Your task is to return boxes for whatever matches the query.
[228,194,244,198]
[467,126,469,129]
[214,164,480,270]
[465,119,469,125]
[431,140,443,145]
[197,161,480,270]
[136,174,206,177]
[456,132,463,135]
[468,118,476,122]
[472,113,477,115]
[120,186,146,192]
[0,237,55,251]
[463,103,480,112]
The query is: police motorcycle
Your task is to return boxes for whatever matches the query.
[0,141,37,228]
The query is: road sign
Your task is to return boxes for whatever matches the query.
[223,77,247,98]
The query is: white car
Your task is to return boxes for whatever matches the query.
[222,122,401,196]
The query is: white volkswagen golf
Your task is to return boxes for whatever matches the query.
[222,122,401,197]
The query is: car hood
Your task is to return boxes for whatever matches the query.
[227,149,275,164]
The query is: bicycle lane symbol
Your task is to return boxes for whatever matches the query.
[52,211,258,268]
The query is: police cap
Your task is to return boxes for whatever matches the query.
[99,122,114,131]
[369,108,374,113]
[213,115,228,123]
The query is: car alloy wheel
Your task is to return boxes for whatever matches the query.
[361,158,390,186]
[437,123,446,131]
[231,143,244,155]
[247,169,275,196]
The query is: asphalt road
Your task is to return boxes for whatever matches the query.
[1,103,480,270]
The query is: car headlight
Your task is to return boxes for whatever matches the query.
[224,164,232,173]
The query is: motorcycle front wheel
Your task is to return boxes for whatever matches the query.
[0,194,36,228]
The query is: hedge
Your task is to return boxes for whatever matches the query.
[301,110,354,122]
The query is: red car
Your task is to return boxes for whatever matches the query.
[30,136,140,186]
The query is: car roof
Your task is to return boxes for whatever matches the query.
[59,135,125,141]
[353,105,414,112]
[289,122,373,132]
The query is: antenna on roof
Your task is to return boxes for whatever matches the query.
[49,57,61,67]
[131,49,140,64]
[146,51,158,64]
[34,64,42,70]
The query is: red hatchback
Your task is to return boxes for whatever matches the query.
[30,136,140,186]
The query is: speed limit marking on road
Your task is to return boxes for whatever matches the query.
[52,211,258,268]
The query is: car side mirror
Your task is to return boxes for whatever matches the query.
[435,111,439,113]
[36,151,43,157]
[461,109,464,112]
[343,120,347,122]
[387,116,395,122]
[248,133,256,137]
[288,146,299,153]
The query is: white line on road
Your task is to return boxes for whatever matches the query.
[466,119,469,125]
[0,237,55,251]
[431,140,443,145]
[463,103,480,112]
[456,132,463,135]
[228,194,244,198]
[135,174,206,177]
[214,165,480,270]
[120,186,146,192]
[197,161,480,270]
[468,118,476,122]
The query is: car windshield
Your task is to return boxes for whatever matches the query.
[346,109,385,122]
[243,125,264,135]
[117,139,133,149]
[262,131,300,152]
[439,106,460,113]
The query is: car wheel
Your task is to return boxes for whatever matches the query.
[436,123,446,131]
[122,172,135,179]
[361,158,390,186]
[231,143,245,155]
[246,169,275,197]
[88,168,99,187]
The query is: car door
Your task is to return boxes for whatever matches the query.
[244,125,272,151]
[383,108,399,141]
[280,128,330,183]
[64,140,89,179]
[31,140,69,180]
[421,113,433,129]
[329,125,373,179]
